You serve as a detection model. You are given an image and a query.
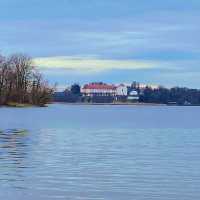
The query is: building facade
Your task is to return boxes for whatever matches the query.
[81,83,116,97]
[116,84,128,96]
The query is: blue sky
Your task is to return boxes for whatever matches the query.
[0,0,200,87]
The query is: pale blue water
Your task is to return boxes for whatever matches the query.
[0,104,200,200]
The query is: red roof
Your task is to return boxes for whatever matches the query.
[83,83,116,90]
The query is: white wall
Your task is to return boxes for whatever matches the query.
[116,85,128,96]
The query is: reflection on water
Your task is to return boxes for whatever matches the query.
[1,105,200,200]
[0,129,29,188]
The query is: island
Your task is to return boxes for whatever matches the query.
[0,53,53,107]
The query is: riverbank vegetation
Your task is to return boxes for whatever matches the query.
[139,86,200,105]
[0,53,54,106]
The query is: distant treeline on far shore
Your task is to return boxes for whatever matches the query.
[54,82,200,105]
[140,86,200,105]
[0,53,54,107]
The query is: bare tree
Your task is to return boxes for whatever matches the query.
[0,53,54,106]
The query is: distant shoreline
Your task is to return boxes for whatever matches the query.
[0,102,48,108]
[53,102,167,106]
[53,102,200,106]
[2,102,200,108]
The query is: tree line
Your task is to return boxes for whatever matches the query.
[138,86,200,105]
[0,53,54,106]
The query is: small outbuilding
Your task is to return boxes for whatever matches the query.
[127,90,139,102]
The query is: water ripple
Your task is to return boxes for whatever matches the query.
[1,111,200,199]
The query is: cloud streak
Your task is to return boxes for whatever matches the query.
[34,56,158,73]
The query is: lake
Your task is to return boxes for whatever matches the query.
[0,104,200,200]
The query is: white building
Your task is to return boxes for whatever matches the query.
[81,82,130,98]
[116,84,128,96]
[81,83,116,97]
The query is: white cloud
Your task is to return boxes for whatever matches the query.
[33,56,158,73]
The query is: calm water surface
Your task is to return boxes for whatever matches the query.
[0,104,200,200]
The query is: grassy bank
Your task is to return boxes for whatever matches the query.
[6,102,33,107]
[4,102,47,108]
